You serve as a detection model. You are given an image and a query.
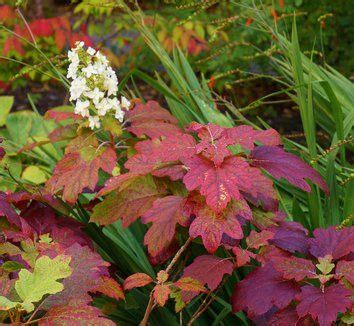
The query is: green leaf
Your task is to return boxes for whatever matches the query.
[6,111,33,147]
[0,296,18,310]
[0,96,14,127]
[15,255,72,312]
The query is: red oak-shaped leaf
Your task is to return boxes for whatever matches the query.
[225,125,281,149]
[123,273,153,290]
[141,196,190,261]
[232,247,256,267]
[40,303,115,326]
[251,146,329,194]
[271,256,316,281]
[90,175,160,227]
[182,255,233,291]
[188,122,233,165]
[189,199,251,253]
[232,264,300,316]
[246,230,274,249]
[125,101,182,139]
[308,226,354,260]
[296,284,352,326]
[46,146,116,203]
[135,134,196,162]
[182,155,253,212]
[335,260,354,284]
[188,123,281,164]
[270,220,309,254]
[153,284,171,306]
[91,276,124,301]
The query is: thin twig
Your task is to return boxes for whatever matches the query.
[140,238,192,325]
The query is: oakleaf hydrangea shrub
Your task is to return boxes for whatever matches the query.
[1,42,352,325]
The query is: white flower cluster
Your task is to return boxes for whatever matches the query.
[67,41,130,130]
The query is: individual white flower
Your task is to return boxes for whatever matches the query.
[104,78,118,96]
[95,51,109,65]
[68,50,80,64]
[108,97,121,111]
[82,64,96,78]
[89,116,101,129]
[115,109,125,122]
[67,61,78,79]
[70,76,88,101]
[87,47,96,56]
[121,96,131,110]
[84,87,104,105]
[96,98,112,116]
[74,99,90,117]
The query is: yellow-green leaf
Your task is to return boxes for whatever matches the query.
[15,255,72,312]
[0,96,14,127]
[22,166,48,184]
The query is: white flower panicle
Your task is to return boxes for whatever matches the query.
[67,41,131,129]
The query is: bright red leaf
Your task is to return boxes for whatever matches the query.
[189,199,250,253]
[141,196,190,261]
[182,155,254,212]
[232,247,256,267]
[91,276,124,301]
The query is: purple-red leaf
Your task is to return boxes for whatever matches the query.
[309,226,354,260]
[335,260,354,284]
[270,220,309,254]
[272,256,317,281]
[296,284,352,326]
[232,264,300,316]
[251,146,329,194]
